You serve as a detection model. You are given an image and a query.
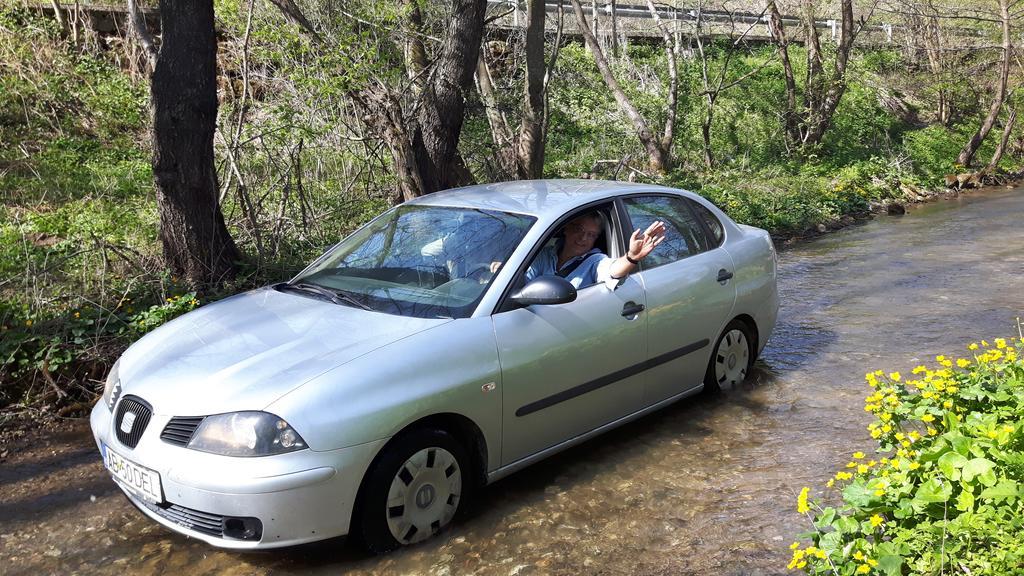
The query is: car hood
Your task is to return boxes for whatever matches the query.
[117,287,449,416]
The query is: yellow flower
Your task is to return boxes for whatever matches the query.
[956,358,971,368]
[870,428,882,439]
[987,430,999,439]
[853,551,865,561]
[889,372,901,382]
[981,340,989,347]
[853,451,865,459]
[968,343,979,350]
[995,338,1007,349]
[870,513,884,527]
[857,564,871,574]
[858,464,869,474]
[826,478,835,488]
[73,312,80,318]
[913,364,927,373]
[790,541,800,550]
[909,431,921,441]
[909,462,921,470]
[921,414,935,423]
[846,461,857,468]
[25,319,32,327]
[797,487,810,514]
[881,424,892,433]
[936,355,947,362]
[836,471,853,480]
[928,427,938,435]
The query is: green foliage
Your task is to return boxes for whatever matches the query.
[0,289,200,405]
[902,125,968,180]
[788,339,1024,574]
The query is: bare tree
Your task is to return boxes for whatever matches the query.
[691,2,773,167]
[151,0,241,287]
[569,0,673,173]
[764,0,877,150]
[957,0,1014,166]
[476,0,565,179]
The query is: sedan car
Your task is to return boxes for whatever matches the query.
[90,179,778,552]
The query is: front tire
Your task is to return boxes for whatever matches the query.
[704,320,753,392]
[355,429,470,554]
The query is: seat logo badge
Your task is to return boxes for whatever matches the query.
[120,411,137,434]
[416,484,436,509]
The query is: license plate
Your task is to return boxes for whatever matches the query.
[102,443,163,504]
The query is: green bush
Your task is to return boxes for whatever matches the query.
[901,125,967,182]
[789,338,1024,574]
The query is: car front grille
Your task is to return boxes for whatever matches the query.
[114,395,152,449]
[160,416,205,447]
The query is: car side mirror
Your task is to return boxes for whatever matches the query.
[510,276,577,307]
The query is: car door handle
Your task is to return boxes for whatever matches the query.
[621,302,645,317]
[717,269,734,283]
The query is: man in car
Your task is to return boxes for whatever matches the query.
[509,211,667,289]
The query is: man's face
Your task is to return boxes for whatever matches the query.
[562,216,601,259]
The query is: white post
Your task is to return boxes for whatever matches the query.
[829,19,837,41]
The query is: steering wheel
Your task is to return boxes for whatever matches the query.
[464,262,496,283]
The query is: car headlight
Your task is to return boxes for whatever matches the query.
[102,359,122,412]
[187,411,307,457]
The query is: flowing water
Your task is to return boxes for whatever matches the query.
[3,187,1023,575]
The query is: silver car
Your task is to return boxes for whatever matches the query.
[90,179,778,552]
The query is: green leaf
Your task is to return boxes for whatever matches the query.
[815,507,837,529]
[835,516,860,535]
[955,488,975,512]
[938,452,968,480]
[843,480,875,508]
[914,478,952,504]
[963,458,996,485]
[877,554,903,576]
[819,530,843,553]
[979,479,1019,502]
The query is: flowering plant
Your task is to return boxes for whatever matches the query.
[789,337,1024,574]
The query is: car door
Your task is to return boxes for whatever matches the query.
[621,194,737,406]
[492,204,648,466]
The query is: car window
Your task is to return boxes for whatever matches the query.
[688,199,725,247]
[519,204,616,291]
[295,206,535,318]
[623,196,709,268]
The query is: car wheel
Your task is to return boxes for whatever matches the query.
[356,429,470,554]
[704,320,753,392]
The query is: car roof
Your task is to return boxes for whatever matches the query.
[406,179,683,217]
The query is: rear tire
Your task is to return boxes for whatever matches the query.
[703,320,753,393]
[355,429,470,554]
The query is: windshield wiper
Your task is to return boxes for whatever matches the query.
[278,282,373,311]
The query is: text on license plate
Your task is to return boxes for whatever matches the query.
[102,444,163,504]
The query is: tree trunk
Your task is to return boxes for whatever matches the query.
[518,0,548,178]
[764,0,799,146]
[569,0,671,173]
[986,107,1016,173]
[151,0,240,287]
[476,52,517,177]
[401,0,429,96]
[414,0,487,193]
[957,0,1011,167]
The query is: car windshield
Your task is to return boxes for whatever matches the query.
[293,205,536,318]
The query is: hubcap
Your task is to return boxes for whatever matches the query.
[715,329,749,389]
[386,447,462,545]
